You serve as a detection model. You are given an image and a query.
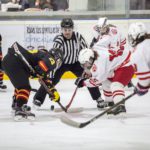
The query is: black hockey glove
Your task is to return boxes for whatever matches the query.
[134,83,149,96]
[75,77,86,88]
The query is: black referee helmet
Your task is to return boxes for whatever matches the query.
[61,18,74,28]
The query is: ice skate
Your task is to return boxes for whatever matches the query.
[107,104,126,115]
[96,97,114,110]
[14,104,35,121]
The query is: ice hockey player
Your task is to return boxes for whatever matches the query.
[75,47,134,115]
[90,17,133,89]
[90,17,126,50]
[2,42,63,120]
[76,17,131,110]
[128,22,150,96]
[0,34,7,90]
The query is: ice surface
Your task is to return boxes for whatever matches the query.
[0,79,150,150]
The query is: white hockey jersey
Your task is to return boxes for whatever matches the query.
[93,26,126,51]
[130,39,150,87]
[84,47,131,87]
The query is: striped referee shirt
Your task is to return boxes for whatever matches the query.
[53,31,88,64]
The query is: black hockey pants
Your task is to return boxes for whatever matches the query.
[2,53,31,107]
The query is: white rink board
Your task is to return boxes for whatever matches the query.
[0,19,150,55]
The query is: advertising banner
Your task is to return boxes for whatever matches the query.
[0,21,61,55]
[24,24,60,50]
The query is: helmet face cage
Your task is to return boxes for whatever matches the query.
[81,57,94,70]
[100,25,109,35]
[49,48,63,69]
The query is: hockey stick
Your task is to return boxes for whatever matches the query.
[12,42,67,112]
[54,86,84,113]
[54,74,87,113]
[66,86,78,109]
[61,91,136,128]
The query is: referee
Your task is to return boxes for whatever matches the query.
[33,18,102,108]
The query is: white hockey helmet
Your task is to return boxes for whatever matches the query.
[97,17,108,28]
[78,48,95,70]
[128,22,147,47]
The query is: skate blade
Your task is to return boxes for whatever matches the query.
[27,116,36,121]
[14,115,36,121]
[14,115,24,121]
[107,112,126,119]
[97,106,110,111]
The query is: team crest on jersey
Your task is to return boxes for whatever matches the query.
[92,64,97,72]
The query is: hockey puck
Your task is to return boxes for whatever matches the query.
[50,105,55,111]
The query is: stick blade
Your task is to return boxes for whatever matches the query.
[60,116,81,128]
[54,107,84,113]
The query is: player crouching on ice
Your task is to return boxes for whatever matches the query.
[2,42,63,121]
[75,47,134,115]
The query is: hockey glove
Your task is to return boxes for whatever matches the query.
[75,77,86,88]
[49,88,60,102]
[135,83,149,96]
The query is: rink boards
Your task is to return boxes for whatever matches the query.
[0,19,150,79]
